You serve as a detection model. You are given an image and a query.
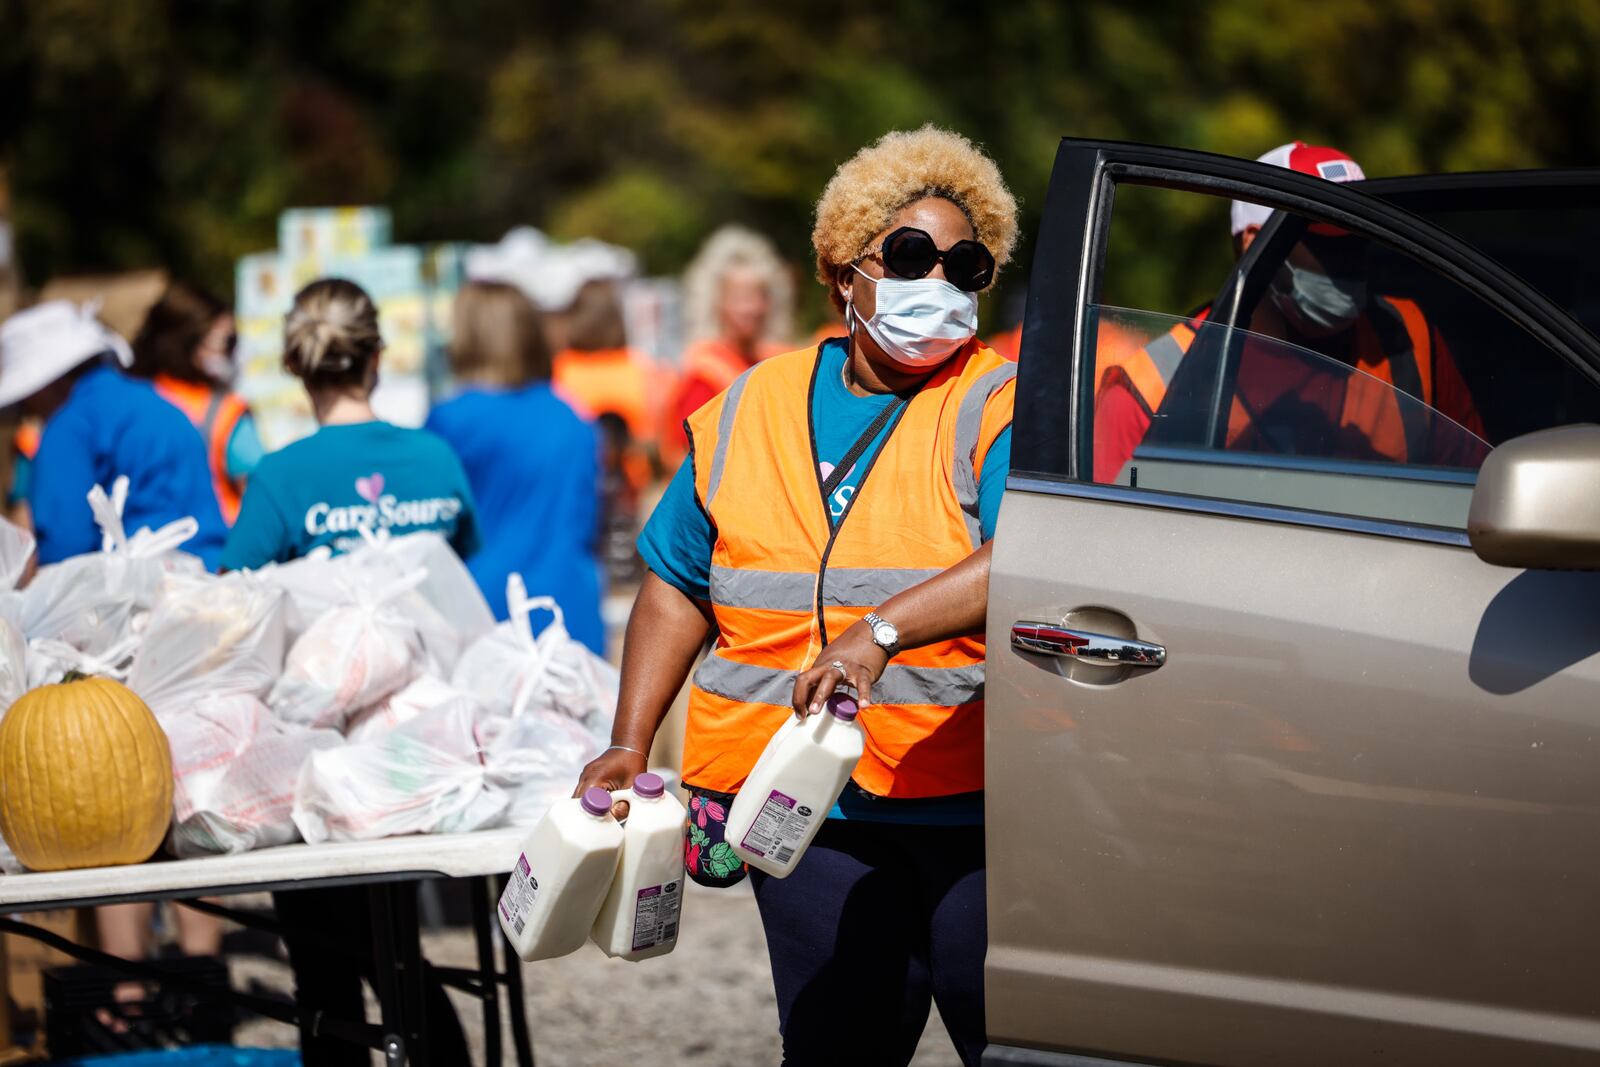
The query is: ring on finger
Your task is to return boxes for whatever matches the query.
[830,660,848,679]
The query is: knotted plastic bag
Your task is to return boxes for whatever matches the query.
[269,568,427,732]
[21,479,203,656]
[450,574,618,735]
[166,696,342,857]
[292,699,508,843]
[126,571,292,719]
[344,673,484,745]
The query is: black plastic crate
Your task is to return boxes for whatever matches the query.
[43,957,235,1057]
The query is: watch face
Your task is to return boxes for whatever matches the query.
[872,622,897,645]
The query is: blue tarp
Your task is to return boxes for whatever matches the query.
[52,1048,300,1067]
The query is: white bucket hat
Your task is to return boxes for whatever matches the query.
[0,300,133,409]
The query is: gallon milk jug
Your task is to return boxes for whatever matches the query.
[499,786,624,961]
[591,772,688,961]
[726,694,864,877]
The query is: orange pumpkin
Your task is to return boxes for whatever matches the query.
[0,676,174,870]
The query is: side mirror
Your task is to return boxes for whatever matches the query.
[1468,424,1600,569]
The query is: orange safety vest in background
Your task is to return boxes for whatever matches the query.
[552,347,658,444]
[154,375,249,523]
[683,341,1016,798]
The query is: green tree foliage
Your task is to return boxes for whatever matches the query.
[3,0,1597,325]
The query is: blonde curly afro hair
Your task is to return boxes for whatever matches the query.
[813,125,1018,314]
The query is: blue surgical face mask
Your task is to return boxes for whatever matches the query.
[850,266,979,368]
[1270,261,1366,333]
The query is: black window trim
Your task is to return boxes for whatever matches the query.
[1013,138,1600,487]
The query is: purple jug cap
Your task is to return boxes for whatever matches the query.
[580,787,614,817]
[828,694,860,721]
[633,772,665,798]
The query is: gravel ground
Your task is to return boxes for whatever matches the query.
[231,880,962,1066]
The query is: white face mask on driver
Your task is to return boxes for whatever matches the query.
[850,265,979,368]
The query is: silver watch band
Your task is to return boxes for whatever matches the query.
[863,611,900,657]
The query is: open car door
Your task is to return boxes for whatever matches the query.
[984,141,1600,1066]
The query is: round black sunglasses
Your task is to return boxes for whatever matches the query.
[864,226,995,292]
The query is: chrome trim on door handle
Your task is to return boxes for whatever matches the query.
[1010,621,1166,668]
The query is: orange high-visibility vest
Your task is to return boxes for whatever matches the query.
[1224,295,1454,462]
[683,341,1016,798]
[154,375,249,523]
[1095,313,1205,415]
[1101,297,1466,464]
[552,347,657,443]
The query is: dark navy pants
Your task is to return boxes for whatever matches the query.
[748,819,987,1066]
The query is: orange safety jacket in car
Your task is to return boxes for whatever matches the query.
[1095,296,1485,478]
[154,375,250,523]
[682,341,1015,798]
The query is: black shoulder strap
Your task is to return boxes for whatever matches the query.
[819,395,906,502]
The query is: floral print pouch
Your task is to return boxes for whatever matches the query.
[684,786,749,888]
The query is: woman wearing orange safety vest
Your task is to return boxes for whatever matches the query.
[575,126,1017,1066]
[129,282,263,523]
[661,225,792,466]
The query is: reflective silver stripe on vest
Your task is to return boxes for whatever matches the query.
[709,566,816,612]
[952,362,1018,548]
[693,651,984,708]
[705,366,756,508]
[708,565,944,611]
[1144,331,1187,383]
[821,566,941,607]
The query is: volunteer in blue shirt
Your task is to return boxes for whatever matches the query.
[425,279,605,651]
[575,126,1017,1066]
[221,277,474,1067]
[0,300,225,567]
[220,278,479,571]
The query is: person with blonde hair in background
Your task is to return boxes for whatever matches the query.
[129,281,263,523]
[426,280,605,651]
[662,225,793,464]
[221,277,477,1066]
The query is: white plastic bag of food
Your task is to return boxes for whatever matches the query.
[27,635,139,688]
[481,709,605,826]
[451,574,618,734]
[126,571,291,719]
[0,516,36,591]
[22,480,203,655]
[344,674,483,745]
[167,697,342,857]
[292,700,508,843]
[0,607,28,712]
[269,569,426,732]
[347,528,494,676]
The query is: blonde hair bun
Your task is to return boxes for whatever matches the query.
[284,278,381,381]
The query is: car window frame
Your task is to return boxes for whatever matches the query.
[1012,139,1600,498]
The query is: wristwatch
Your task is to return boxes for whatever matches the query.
[862,611,901,658]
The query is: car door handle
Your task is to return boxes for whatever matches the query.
[1011,621,1166,669]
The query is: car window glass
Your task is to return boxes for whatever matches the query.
[1083,183,1600,530]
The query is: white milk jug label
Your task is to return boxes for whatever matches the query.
[631,880,682,951]
[499,853,539,936]
[739,790,814,866]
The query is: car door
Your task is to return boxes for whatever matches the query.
[984,140,1600,1067]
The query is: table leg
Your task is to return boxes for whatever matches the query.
[496,875,536,1067]
[470,878,503,1067]
[368,882,416,1067]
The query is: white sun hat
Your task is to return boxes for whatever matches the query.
[0,300,133,410]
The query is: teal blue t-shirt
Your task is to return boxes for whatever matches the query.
[638,339,1007,825]
[220,421,481,570]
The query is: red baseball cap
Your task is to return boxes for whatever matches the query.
[1231,141,1366,235]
